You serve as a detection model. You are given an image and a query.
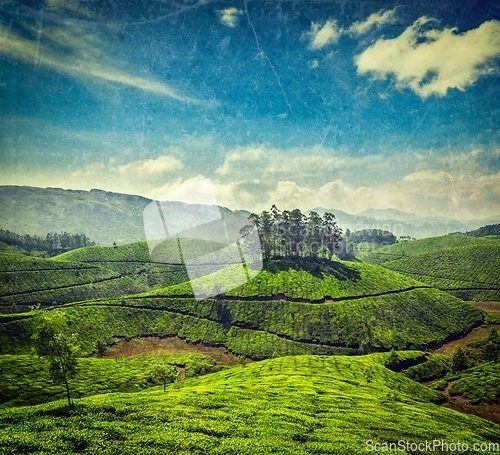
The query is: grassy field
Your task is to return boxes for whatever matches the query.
[0,353,220,407]
[1,354,499,455]
[2,235,500,452]
[1,242,484,356]
[362,235,500,301]
[361,234,500,263]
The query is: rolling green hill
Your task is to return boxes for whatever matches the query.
[1,354,499,455]
[55,238,233,265]
[0,250,189,312]
[0,353,220,407]
[152,258,427,301]
[0,247,484,356]
[0,286,483,358]
[448,362,500,404]
[362,235,500,301]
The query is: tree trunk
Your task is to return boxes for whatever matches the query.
[64,378,72,407]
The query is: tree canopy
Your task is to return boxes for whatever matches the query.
[31,311,79,407]
[242,206,342,261]
[0,229,94,256]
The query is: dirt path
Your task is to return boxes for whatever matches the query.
[471,301,500,319]
[441,382,500,424]
[104,336,241,366]
[433,301,500,355]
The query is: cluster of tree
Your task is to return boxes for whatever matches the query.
[466,224,500,237]
[347,229,397,245]
[0,229,94,256]
[240,206,343,261]
[478,328,500,362]
[451,330,500,374]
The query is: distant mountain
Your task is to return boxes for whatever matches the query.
[308,206,500,239]
[1,186,498,244]
[356,208,436,224]
[0,186,233,245]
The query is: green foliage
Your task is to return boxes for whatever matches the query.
[249,207,342,260]
[96,340,107,357]
[0,355,498,455]
[0,285,483,359]
[466,224,500,237]
[0,229,94,256]
[0,353,220,407]
[473,329,500,362]
[383,349,399,370]
[451,347,470,373]
[148,362,178,391]
[363,235,500,301]
[31,311,79,406]
[402,354,451,382]
[350,229,397,245]
[430,378,448,391]
[448,363,500,404]
[153,258,428,301]
[371,350,451,382]
[0,252,188,312]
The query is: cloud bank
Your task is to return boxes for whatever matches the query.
[2,147,498,220]
[355,18,500,98]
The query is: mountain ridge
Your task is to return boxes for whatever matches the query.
[1,186,498,244]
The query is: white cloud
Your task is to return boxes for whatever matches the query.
[118,155,184,176]
[216,147,265,176]
[214,144,399,186]
[2,137,498,220]
[348,8,398,35]
[304,20,342,50]
[0,25,200,103]
[303,9,397,51]
[355,18,500,98]
[219,7,243,28]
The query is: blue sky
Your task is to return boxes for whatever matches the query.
[0,0,499,219]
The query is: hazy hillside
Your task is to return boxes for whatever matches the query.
[310,206,499,239]
[0,186,235,245]
[2,187,498,246]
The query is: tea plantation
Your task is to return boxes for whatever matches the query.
[1,355,499,455]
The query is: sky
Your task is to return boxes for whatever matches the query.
[0,0,499,220]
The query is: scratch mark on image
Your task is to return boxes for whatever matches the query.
[243,0,292,114]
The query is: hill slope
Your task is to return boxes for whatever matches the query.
[363,235,500,300]
[0,353,219,407]
[0,250,484,355]
[0,251,188,312]
[1,355,499,455]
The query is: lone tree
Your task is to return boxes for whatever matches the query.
[149,362,177,392]
[451,347,469,373]
[31,311,79,407]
